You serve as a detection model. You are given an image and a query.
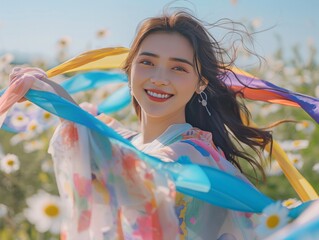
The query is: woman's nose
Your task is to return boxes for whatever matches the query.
[150,67,169,86]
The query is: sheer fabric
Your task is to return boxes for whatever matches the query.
[49,119,257,239]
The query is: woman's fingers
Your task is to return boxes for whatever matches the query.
[11,66,46,76]
[96,113,113,124]
[13,73,40,102]
[7,67,48,103]
[9,67,47,83]
[7,66,77,106]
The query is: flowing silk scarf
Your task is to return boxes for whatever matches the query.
[0,85,276,213]
[0,47,318,211]
[46,47,319,201]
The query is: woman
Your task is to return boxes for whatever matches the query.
[2,11,275,240]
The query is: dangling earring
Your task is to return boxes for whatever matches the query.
[128,82,133,96]
[198,91,211,116]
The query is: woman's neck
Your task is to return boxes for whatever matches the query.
[140,113,186,144]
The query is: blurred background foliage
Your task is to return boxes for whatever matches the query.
[0,28,318,239]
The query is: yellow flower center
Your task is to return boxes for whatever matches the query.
[43,112,52,120]
[7,160,15,166]
[302,121,309,127]
[44,204,59,218]
[293,141,300,147]
[283,200,295,207]
[25,102,32,107]
[17,116,24,121]
[266,215,280,229]
[29,125,37,131]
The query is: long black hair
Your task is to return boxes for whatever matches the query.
[123,11,273,180]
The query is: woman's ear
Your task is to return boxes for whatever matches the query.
[196,77,208,93]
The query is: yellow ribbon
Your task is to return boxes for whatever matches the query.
[269,140,318,201]
[242,116,318,201]
[47,47,129,77]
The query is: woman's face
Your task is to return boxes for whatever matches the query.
[130,32,199,123]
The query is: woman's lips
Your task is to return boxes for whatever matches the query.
[145,89,173,102]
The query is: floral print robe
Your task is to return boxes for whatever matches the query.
[48,119,257,240]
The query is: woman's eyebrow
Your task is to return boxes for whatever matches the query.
[170,57,194,67]
[139,51,158,57]
[139,51,194,67]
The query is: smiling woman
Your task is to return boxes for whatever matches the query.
[122,12,273,176]
[0,8,318,240]
[130,32,200,139]
[0,10,273,240]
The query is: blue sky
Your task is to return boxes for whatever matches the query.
[0,0,318,62]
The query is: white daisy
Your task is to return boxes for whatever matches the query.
[279,140,309,151]
[24,191,68,234]
[295,120,315,134]
[269,59,284,73]
[256,201,290,239]
[287,153,304,170]
[0,144,4,157]
[0,203,8,218]
[300,71,312,84]
[0,153,20,174]
[10,132,30,145]
[0,53,14,70]
[9,111,30,129]
[57,36,71,48]
[37,110,58,128]
[23,140,45,153]
[312,163,319,173]
[259,104,281,117]
[282,198,302,209]
[315,85,319,98]
[96,28,108,38]
[283,66,296,77]
[26,119,43,136]
[265,160,282,176]
[251,18,262,28]
[41,159,54,173]
[15,101,38,114]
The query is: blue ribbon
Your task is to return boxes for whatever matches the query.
[22,88,276,213]
[61,71,128,94]
[0,85,313,216]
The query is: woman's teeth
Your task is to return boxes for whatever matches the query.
[147,90,171,99]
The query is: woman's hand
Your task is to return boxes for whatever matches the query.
[96,113,114,124]
[9,67,47,102]
[9,67,47,82]
[0,67,47,116]
[9,66,77,105]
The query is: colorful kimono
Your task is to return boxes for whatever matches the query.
[49,118,257,240]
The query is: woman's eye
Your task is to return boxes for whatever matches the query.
[140,60,153,66]
[173,66,187,72]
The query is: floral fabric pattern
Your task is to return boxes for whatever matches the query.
[49,120,257,239]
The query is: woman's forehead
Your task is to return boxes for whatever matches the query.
[137,32,194,61]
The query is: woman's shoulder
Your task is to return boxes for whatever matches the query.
[182,127,212,140]
[178,127,250,181]
[155,127,225,167]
